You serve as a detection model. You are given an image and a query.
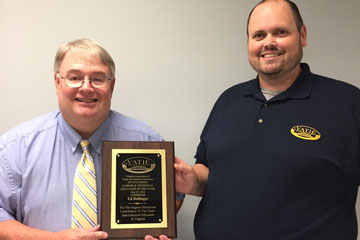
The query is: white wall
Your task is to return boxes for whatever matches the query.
[0,1,359,239]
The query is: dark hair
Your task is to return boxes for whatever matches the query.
[246,0,304,36]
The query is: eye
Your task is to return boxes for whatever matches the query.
[277,29,288,36]
[90,77,106,83]
[68,75,82,81]
[252,32,265,40]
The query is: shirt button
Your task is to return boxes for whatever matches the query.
[258,118,263,124]
[264,103,268,107]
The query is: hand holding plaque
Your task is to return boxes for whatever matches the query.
[101,141,177,239]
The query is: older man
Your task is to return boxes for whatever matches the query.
[174,0,360,239]
[0,38,182,240]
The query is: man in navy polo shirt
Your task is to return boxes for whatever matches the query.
[173,0,360,239]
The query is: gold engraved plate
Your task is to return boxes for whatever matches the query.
[111,149,168,229]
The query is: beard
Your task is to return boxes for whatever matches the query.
[250,43,303,80]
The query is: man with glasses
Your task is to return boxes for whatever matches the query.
[0,38,182,240]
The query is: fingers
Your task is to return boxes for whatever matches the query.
[144,235,158,240]
[174,156,182,164]
[175,163,193,175]
[90,225,101,232]
[88,225,108,239]
[144,235,172,240]
[174,157,193,173]
[94,231,108,239]
[56,227,108,240]
[159,235,172,240]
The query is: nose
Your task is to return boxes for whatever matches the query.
[79,77,94,91]
[263,34,277,50]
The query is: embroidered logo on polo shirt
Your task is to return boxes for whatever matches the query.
[290,125,321,140]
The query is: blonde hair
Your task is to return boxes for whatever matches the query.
[54,38,115,78]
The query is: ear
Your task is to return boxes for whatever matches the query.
[109,78,116,97]
[54,73,61,96]
[300,24,307,47]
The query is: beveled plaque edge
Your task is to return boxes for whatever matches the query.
[100,141,177,239]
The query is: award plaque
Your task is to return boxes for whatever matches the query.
[101,141,177,239]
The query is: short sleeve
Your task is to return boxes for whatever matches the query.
[0,146,18,222]
[195,140,208,167]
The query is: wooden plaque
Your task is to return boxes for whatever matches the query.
[101,141,177,239]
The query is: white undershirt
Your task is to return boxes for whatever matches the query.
[261,88,283,100]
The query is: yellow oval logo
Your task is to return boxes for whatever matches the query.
[122,157,156,174]
[290,125,321,140]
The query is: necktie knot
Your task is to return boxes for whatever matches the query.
[80,140,90,153]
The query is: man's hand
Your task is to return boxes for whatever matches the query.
[174,157,198,194]
[56,225,108,240]
[144,235,172,240]
[174,157,209,197]
[0,220,108,240]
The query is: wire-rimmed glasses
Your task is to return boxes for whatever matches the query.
[57,72,113,88]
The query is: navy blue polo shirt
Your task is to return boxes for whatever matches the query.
[194,63,360,240]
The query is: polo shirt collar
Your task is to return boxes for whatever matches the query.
[244,63,314,101]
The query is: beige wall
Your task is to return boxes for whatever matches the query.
[0,1,359,239]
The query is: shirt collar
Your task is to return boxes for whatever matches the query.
[244,63,313,102]
[58,111,111,155]
[88,114,111,155]
[58,112,82,154]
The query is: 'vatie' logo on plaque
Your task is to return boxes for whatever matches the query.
[122,156,156,174]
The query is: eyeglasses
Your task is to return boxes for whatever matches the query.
[57,73,113,88]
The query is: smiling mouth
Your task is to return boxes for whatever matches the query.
[261,53,282,58]
[76,98,98,103]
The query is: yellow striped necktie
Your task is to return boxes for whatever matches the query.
[72,140,98,228]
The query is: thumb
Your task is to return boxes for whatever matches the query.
[91,225,101,232]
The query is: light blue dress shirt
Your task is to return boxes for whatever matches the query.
[0,109,170,231]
